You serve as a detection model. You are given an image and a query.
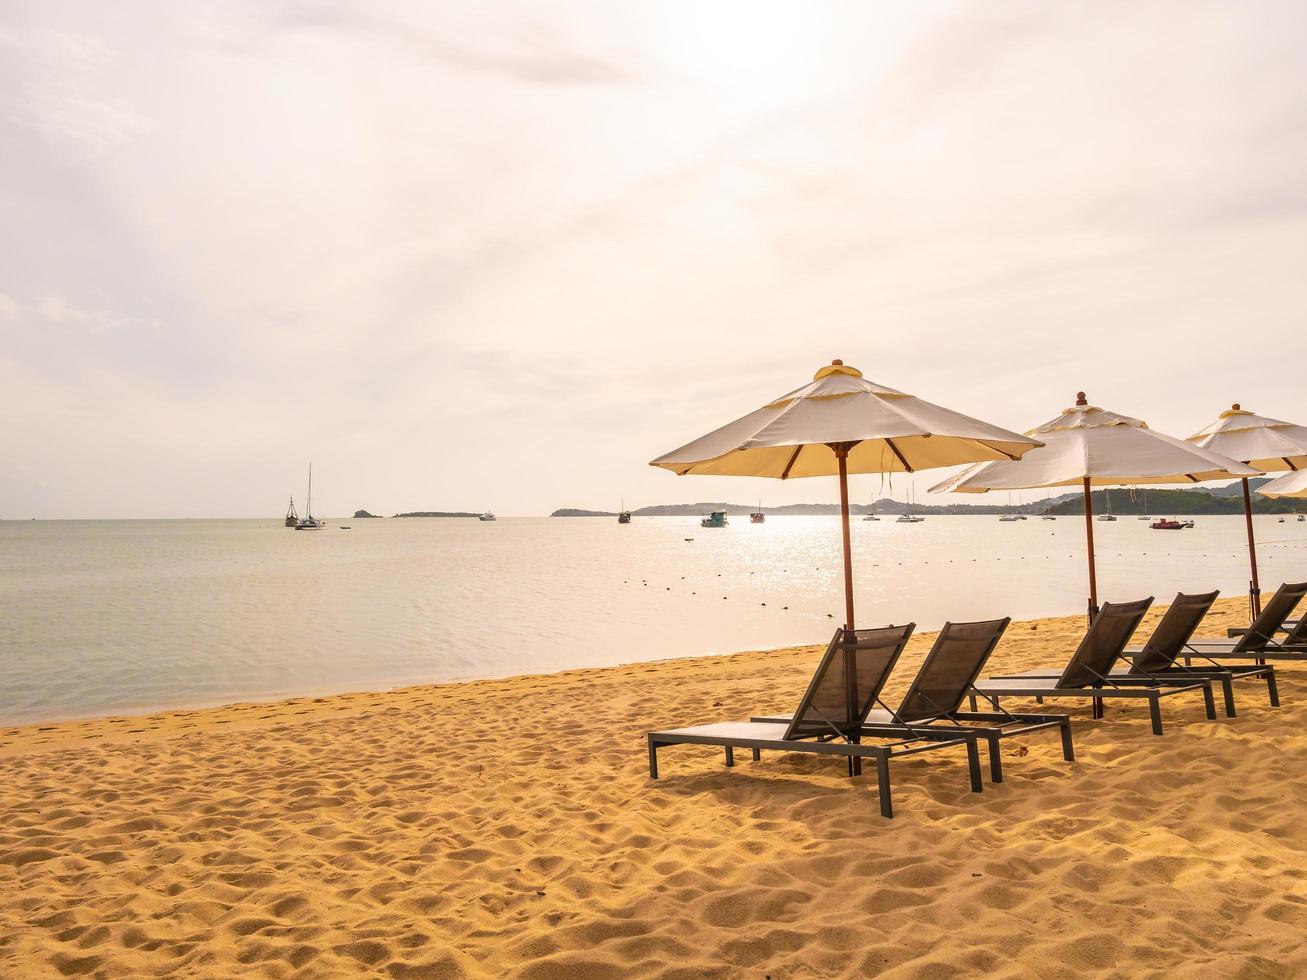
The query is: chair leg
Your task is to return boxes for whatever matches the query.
[1267,670,1280,707]
[1035,694,1044,704]
[875,753,892,819]
[751,747,761,762]
[966,739,983,793]
[1201,683,1217,720]
[986,735,1003,783]
[1219,677,1236,718]
[648,738,659,779]
[1060,719,1075,762]
[1148,695,1164,736]
[968,693,978,711]
[724,746,734,767]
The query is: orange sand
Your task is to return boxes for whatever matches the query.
[2,598,1305,978]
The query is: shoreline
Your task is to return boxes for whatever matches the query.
[3,596,1306,977]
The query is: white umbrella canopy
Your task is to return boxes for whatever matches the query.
[1259,469,1307,498]
[651,360,1042,479]
[1185,405,1307,617]
[1186,405,1307,472]
[651,359,1043,633]
[928,393,1261,617]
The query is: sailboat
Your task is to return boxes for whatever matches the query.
[618,498,631,524]
[999,490,1020,521]
[1041,490,1057,519]
[294,464,326,529]
[750,498,765,523]
[1096,488,1117,522]
[284,495,299,528]
[896,486,925,523]
[1137,487,1151,520]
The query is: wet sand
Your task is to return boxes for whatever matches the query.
[1,597,1305,978]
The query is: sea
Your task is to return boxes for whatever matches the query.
[2,515,1305,725]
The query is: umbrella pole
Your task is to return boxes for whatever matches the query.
[1082,478,1099,622]
[835,444,860,778]
[1241,477,1262,620]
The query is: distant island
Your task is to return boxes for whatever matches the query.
[553,480,1302,517]
[391,511,480,518]
[353,510,380,519]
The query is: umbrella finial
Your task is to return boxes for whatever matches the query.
[1075,392,1088,406]
[1232,403,1241,411]
[832,358,843,365]
[814,359,862,380]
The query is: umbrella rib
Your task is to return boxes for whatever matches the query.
[884,438,914,473]
[1285,457,1298,471]
[780,445,803,480]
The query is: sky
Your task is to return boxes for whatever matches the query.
[3,0,1306,518]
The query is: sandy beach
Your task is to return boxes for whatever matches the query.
[2,596,1305,978]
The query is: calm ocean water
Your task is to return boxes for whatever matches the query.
[2,515,1306,725]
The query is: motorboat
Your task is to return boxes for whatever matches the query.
[998,515,1020,522]
[1150,518,1188,530]
[479,511,497,522]
[896,514,925,523]
[700,511,728,528]
[863,514,880,521]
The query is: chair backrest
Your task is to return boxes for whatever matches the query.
[1282,612,1307,645]
[1233,581,1307,652]
[895,618,1012,721]
[1129,591,1219,672]
[783,624,915,740]
[1056,597,1153,689]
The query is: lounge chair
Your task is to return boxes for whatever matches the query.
[1002,592,1278,717]
[974,598,1216,735]
[647,624,984,818]
[750,618,1074,783]
[1163,581,1307,664]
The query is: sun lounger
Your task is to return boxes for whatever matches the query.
[1156,581,1307,665]
[647,624,984,818]
[750,617,1074,783]
[1003,592,1277,717]
[977,598,1216,735]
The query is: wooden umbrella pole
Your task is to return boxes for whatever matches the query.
[837,446,856,633]
[1082,477,1099,622]
[1241,476,1262,620]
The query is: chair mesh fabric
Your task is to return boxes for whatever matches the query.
[783,624,914,740]
[895,619,1011,721]
[1131,591,1218,672]
[1234,581,1307,652]
[1056,597,1153,689]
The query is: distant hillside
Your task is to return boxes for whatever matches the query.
[392,511,480,518]
[1209,478,1272,498]
[1047,486,1298,515]
[552,482,1302,517]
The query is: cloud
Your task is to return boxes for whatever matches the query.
[1,291,161,335]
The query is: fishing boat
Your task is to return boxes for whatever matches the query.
[1096,488,1117,522]
[618,498,631,524]
[479,511,497,522]
[294,464,326,530]
[750,499,765,524]
[700,511,728,528]
[1150,518,1187,530]
[284,495,299,528]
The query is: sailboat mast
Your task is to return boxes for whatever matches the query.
[307,462,313,517]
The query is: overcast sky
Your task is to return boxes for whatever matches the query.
[3,0,1306,518]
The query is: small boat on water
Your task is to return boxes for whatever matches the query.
[1041,514,1057,521]
[1150,518,1191,530]
[700,511,728,528]
[896,514,925,523]
[1097,489,1117,522]
[618,498,631,524]
[294,464,326,530]
[863,514,880,521]
[285,495,299,528]
[750,499,765,524]
[999,514,1020,522]
[479,511,496,522]
[1299,514,1305,522]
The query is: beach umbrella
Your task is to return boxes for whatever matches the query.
[929,393,1261,619]
[1186,405,1307,617]
[1258,469,1307,499]
[650,358,1043,639]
